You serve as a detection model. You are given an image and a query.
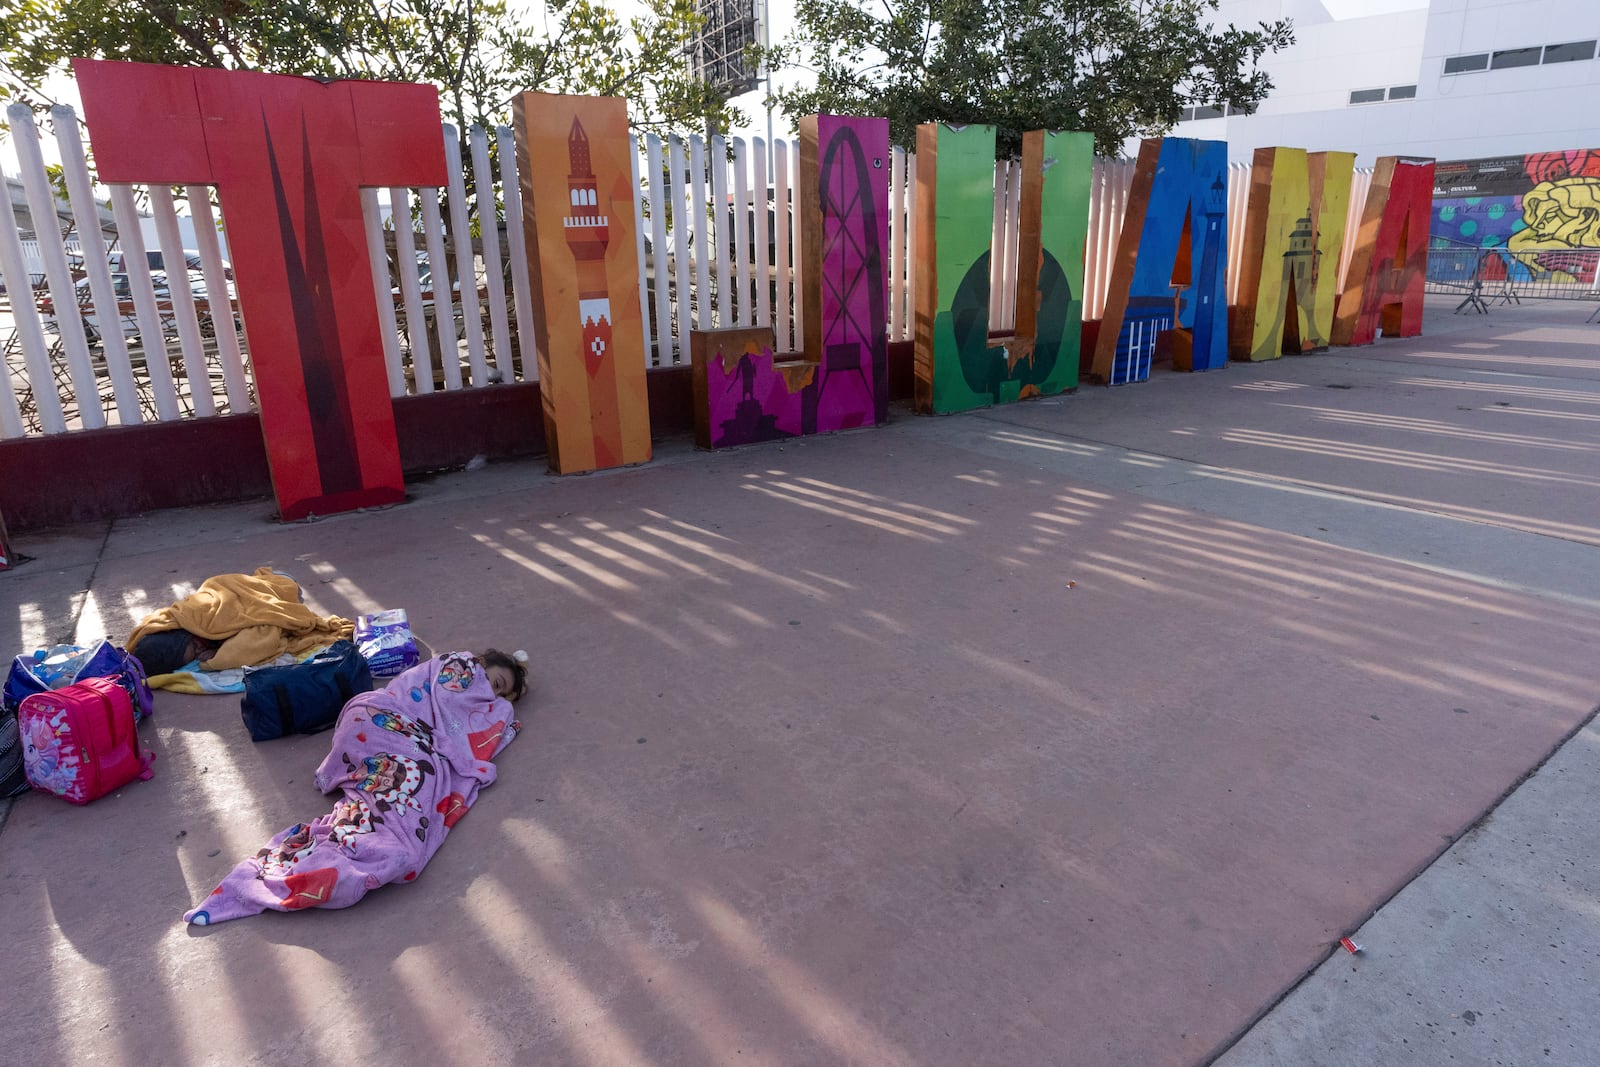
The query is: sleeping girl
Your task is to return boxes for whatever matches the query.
[184,648,528,925]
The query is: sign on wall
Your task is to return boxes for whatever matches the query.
[690,114,891,450]
[1015,129,1093,396]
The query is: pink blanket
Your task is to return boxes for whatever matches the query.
[185,652,520,925]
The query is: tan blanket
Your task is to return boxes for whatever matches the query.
[128,567,353,672]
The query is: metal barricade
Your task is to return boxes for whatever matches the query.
[1426,246,1600,313]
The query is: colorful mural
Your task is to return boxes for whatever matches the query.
[689,115,890,450]
[913,124,1092,413]
[1015,129,1094,397]
[49,68,1459,527]
[1232,147,1354,360]
[913,123,1000,414]
[1433,149,1600,255]
[74,60,446,521]
[798,114,891,428]
[1332,157,1434,347]
[1306,151,1356,348]
[690,327,808,447]
[1089,137,1230,384]
[513,92,651,474]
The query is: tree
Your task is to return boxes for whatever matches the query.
[0,0,740,137]
[765,0,1294,157]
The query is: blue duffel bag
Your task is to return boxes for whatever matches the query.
[239,640,373,742]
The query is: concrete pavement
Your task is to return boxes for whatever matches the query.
[1216,711,1600,1067]
[1,294,1596,1065]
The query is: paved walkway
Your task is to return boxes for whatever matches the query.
[1,295,1596,1065]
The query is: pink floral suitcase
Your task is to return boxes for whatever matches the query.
[19,677,154,804]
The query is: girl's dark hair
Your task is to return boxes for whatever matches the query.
[479,648,528,701]
[130,628,199,676]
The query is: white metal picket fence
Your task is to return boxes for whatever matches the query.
[0,102,1370,442]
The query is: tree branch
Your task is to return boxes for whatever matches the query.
[136,1,232,67]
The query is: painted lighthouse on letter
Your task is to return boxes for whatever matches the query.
[564,117,612,378]
[512,90,651,473]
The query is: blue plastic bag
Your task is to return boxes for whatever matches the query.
[4,640,154,722]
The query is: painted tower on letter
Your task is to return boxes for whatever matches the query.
[564,117,612,378]
[1196,173,1227,320]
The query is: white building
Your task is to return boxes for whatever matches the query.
[1157,0,1600,165]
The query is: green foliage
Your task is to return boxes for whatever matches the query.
[0,0,740,136]
[764,0,1294,157]
[0,0,361,96]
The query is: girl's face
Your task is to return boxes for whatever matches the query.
[487,664,518,700]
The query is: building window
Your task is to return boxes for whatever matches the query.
[1349,88,1387,104]
[1544,40,1596,64]
[1191,104,1225,120]
[1491,47,1543,70]
[1227,103,1254,116]
[1388,85,1417,100]
[1443,53,1489,74]
[1178,107,1195,122]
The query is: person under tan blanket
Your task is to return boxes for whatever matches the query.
[127,567,353,680]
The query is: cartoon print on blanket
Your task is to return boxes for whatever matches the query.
[369,708,436,754]
[436,652,476,692]
[257,823,316,877]
[330,796,381,849]
[184,652,520,925]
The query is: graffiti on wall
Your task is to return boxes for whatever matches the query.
[513,92,651,474]
[1232,147,1355,360]
[1433,150,1600,254]
[1089,137,1230,384]
[74,59,446,521]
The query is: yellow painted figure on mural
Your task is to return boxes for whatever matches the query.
[1510,176,1600,251]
